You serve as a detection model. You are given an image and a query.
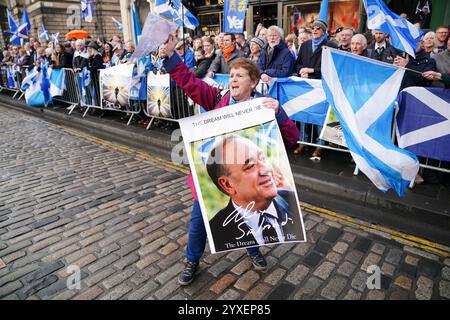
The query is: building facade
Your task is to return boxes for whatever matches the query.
[193,0,363,36]
[0,0,123,47]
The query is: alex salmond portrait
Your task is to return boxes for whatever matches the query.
[206,135,304,251]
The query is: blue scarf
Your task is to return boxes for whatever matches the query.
[312,34,327,53]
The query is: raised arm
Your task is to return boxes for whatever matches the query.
[163,34,221,111]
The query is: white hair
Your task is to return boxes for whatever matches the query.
[45,47,54,56]
[423,31,438,49]
[75,39,85,47]
[267,25,285,41]
[351,34,367,47]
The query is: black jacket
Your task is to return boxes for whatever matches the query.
[367,42,398,64]
[50,52,73,69]
[258,41,295,78]
[190,57,211,78]
[73,53,88,70]
[208,190,304,252]
[400,50,436,90]
[294,38,338,78]
[88,54,103,73]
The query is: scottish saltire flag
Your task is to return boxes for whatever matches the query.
[22,64,51,107]
[131,1,142,45]
[48,68,66,97]
[20,6,31,33]
[52,32,60,46]
[81,67,91,97]
[202,74,230,90]
[81,0,94,23]
[365,0,422,58]
[154,0,199,30]
[6,10,20,45]
[318,0,329,23]
[321,47,419,196]
[6,10,28,45]
[6,66,18,89]
[112,17,123,32]
[39,24,50,41]
[198,137,217,164]
[269,77,328,126]
[396,87,450,162]
[256,121,278,147]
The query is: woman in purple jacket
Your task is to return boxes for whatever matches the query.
[163,33,299,286]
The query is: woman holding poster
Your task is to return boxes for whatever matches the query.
[162,33,299,286]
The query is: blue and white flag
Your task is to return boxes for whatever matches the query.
[81,0,94,23]
[81,67,91,97]
[202,73,230,90]
[6,10,28,45]
[198,137,217,165]
[112,17,123,32]
[131,0,142,45]
[6,66,18,89]
[365,0,423,58]
[321,47,419,197]
[154,0,199,30]
[223,0,248,33]
[269,77,328,126]
[39,24,50,41]
[48,68,66,97]
[20,6,31,33]
[396,87,450,162]
[22,64,51,107]
[52,32,60,46]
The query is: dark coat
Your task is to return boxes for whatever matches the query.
[248,50,268,72]
[258,41,295,78]
[367,42,398,64]
[208,47,245,74]
[50,52,73,69]
[209,190,304,252]
[72,53,88,70]
[400,50,436,90]
[88,54,104,73]
[294,38,338,79]
[190,57,212,78]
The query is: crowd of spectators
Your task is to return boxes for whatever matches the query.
[1,18,448,158]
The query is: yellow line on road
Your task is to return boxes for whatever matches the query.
[301,203,450,258]
[50,122,450,258]
[51,124,189,174]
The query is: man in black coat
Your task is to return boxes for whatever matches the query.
[293,19,337,158]
[367,31,398,64]
[206,135,304,252]
[294,19,337,79]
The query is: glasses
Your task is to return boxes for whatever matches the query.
[312,26,322,31]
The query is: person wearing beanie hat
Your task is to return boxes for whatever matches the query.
[293,18,337,158]
[250,37,265,50]
[311,19,327,34]
[248,37,265,65]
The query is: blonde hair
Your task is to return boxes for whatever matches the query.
[423,31,438,49]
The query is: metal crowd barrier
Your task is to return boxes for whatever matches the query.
[53,68,81,114]
[3,65,446,188]
[143,79,194,130]
[0,65,24,99]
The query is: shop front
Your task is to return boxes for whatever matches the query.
[193,0,362,36]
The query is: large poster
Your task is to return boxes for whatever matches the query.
[100,64,134,111]
[179,98,306,253]
[146,73,172,118]
[319,107,347,147]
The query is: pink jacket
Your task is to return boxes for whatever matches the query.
[164,53,300,200]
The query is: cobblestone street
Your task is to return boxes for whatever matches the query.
[1,106,450,300]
